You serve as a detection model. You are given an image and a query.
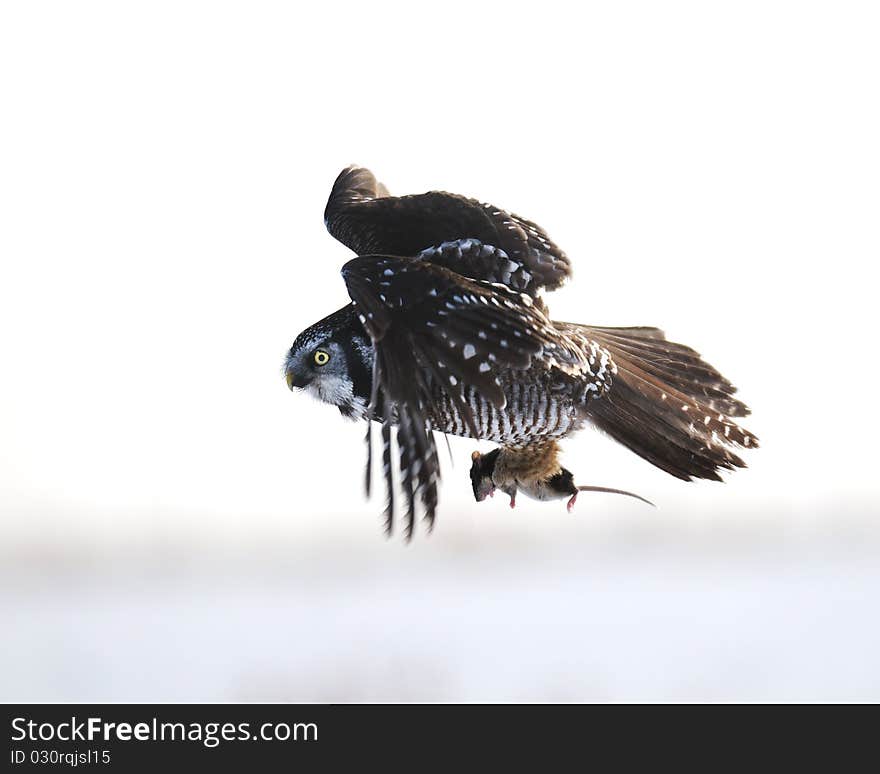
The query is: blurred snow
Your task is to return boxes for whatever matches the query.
[2,1,880,703]
[3,507,879,702]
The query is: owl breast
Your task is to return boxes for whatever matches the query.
[425,369,587,446]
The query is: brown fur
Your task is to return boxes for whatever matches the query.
[492,440,563,487]
[470,443,654,508]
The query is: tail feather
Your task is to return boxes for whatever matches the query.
[580,325,749,417]
[568,324,758,482]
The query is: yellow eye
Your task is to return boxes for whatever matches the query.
[313,349,330,366]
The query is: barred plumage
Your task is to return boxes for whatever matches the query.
[284,167,757,538]
[425,376,582,445]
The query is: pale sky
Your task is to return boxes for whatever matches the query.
[1,1,878,545]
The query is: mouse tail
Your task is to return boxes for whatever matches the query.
[577,485,655,507]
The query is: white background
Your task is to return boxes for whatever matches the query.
[1,1,878,701]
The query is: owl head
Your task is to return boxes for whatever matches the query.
[284,304,373,419]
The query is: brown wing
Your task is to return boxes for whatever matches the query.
[342,255,587,539]
[326,166,571,297]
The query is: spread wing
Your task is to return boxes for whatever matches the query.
[326,166,571,297]
[341,255,587,540]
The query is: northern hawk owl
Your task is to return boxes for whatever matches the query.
[284,167,757,538]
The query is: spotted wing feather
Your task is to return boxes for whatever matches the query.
[326,166,571,296]
[341,255,584,538]
[415,239,536,293]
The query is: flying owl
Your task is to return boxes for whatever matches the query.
[284,167,757,538]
